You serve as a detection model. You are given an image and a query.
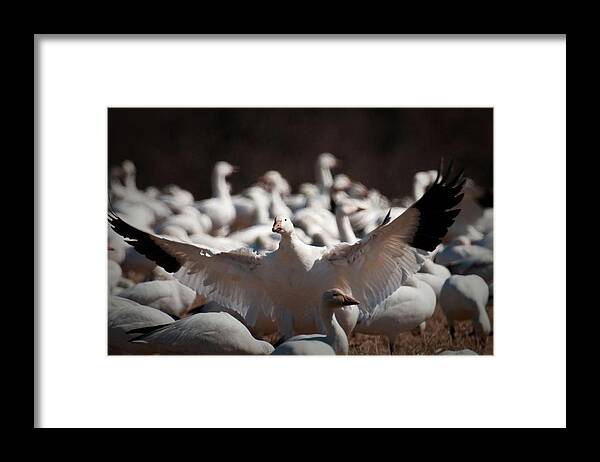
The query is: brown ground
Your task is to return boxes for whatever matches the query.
[347,304,493,355]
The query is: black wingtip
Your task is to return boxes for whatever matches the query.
[126,322,173,341]
[107,211,182,273]
[380,208,392,227]
[409,159,466,251]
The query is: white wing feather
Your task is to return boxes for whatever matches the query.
[325,208,426,315]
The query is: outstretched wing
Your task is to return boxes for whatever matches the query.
[324,159,465,314]
[108,211,274,326]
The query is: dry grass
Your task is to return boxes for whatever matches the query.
[347,304,494,355]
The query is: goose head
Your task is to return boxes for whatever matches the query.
[333,173,352,191]
[299,183,320,198]
[337,201,366,218]
[145,186,160,199]
[259,170,290,194]
[318,152,339,169]
[322,288,360,310]
[214,161,238,178]
[271,216,294,235]
[121,160,136,175]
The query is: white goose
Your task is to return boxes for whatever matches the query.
[195,161,238,235]
[108,296,175,355]
[413,169,438,201]
[108,161,465,338]
[128,312,275,355]
[117,279,200,319]
[155,205,212,236]
[159,184,195,209]
[315,152,339,207]
[271,289,358,355]
[259,171,293,219]
[232,185,272,230]
[354,276,436,354]
[445,178,492,241]
[435,242,493,283]
[414,259,451,300]
[439,274,491,340]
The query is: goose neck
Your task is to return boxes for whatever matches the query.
[335,212,357,244]
[124,172,137,191]
[320,308,349,355]
[316,165,333,193]
[212,171,231,201]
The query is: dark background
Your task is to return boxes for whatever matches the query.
[108,108,493,200]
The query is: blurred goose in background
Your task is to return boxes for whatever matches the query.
[473,230,493,250]
[440,274,491,340]
[413,169,439,201]
[159,204,212,234]
[259,170,293,219]
[332,196,364,244]
[108,160,465,338]
[354,276,436,354]
[195,161,238,236]
[154,224,189,241]
[332,173,352,192]
[292,185,339,246]
[108,259,122,294]
[159,184,195,209]
[314,152,339,208]
[108,296,175,354]
[445,178,493,241]
[187,232,246,253]
[128,312,274,355]
[271,289,358,355]
[117,279,201,319]
[232,185,272,230]
[435,242,493,284]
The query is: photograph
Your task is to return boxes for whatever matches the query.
[107,107,494,356]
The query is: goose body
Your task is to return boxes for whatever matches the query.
[439,274,491,339]
[354,276,436,353]
[108,296,175,354]
[414,259,451,299]
[117,279,199,318]
[130,312,274,355]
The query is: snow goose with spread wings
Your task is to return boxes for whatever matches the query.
[108,160,465,337]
